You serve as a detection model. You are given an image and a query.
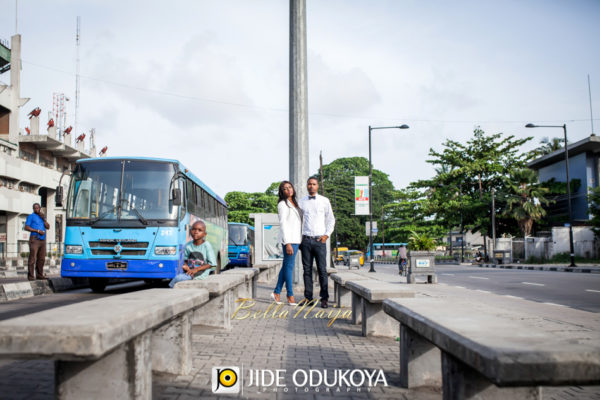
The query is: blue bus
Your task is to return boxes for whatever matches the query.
[366,243,408,259]
[227,222,254,267]
[58,157,228,292]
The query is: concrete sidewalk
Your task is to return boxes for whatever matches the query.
[1,271,599,399]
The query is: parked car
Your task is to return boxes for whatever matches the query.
[343,250,365,267]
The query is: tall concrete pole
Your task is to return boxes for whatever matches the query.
[290,0,310,281]
[289,0,309,200]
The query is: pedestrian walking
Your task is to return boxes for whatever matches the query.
[24,203,50,281]
[271,181,302,306]
[299,177,335,308]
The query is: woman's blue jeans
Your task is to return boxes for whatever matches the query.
[274,243,299,296]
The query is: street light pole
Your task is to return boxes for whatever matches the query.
[368,124,409,273]
[526,123,576,267]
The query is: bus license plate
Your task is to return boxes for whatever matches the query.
[107,261,128,270]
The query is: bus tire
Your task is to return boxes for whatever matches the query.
[89,278,108,293]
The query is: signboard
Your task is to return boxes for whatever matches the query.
[365,221,377,236]
[416,259,430,268]
[0,233,6,242]
[355,176,370,215]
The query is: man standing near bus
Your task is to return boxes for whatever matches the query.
[24,203,50,281]
[299,177,335,308]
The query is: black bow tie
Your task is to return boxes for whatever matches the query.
[309,196,316,200]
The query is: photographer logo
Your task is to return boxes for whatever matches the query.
[212,366,240,394]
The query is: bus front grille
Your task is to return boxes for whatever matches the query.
[89,241,149,248]
[91,249,147,256]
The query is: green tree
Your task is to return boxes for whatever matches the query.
[528,137,565,159]
[317,157,396,251]
[384,188,445,243]
[224,191,277,225]
[501,168,551,237]
[411,127,533,255]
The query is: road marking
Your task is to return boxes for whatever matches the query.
[585,289,600,293]
[542,302,565,307]
[454,286,465,289]
[476,289,491,294]
[504,295,519,299]
[441,273,455,276]
[522,282,545,286]
[469,276,489,280]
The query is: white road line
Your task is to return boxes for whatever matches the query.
[454,286,465,289]
[469,276,489,280]
[441,273,455,276]
[585,289,600,293]
[522,282,545,286]
[542,302,565,307]
[504,295,519,299]
[476,290,491,293]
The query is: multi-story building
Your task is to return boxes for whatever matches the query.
[527,134,600,223]
[0,34,97,258]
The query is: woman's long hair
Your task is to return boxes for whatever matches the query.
[278,180,298,208]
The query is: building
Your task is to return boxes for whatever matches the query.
[527,134,600,223]
[0,34,97,259]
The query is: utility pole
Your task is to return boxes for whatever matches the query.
[75,16,81,139]
[319,151,324,195]
[381,205,385,257]
[491,188,496,259]
[289,0,309,281]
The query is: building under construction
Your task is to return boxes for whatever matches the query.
[0,34,102,259]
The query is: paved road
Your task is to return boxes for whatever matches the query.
[373,262,600,312]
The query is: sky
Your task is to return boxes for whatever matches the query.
[1,0,599,198]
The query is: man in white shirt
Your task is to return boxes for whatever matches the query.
[299,177,335,308]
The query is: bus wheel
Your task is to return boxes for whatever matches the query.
[89,278,107,293]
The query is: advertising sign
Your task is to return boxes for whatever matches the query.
[355,176,369,215]
[365,221,377,236]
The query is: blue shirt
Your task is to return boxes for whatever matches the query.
[25,213,47,240]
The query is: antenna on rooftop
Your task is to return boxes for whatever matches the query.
[74,16,81,137]
[589,74,595,136]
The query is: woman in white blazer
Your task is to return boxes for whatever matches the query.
[271,180,302,305]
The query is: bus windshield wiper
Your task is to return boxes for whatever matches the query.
[229,239,240,246]
[128,207,148,225]
[91,206,117,225]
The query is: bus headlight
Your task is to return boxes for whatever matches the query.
[154,246,177,255]
[66,245,83,254]
[239,253,248,258]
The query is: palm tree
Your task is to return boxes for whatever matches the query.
[529,137,565,159]
[502,168,552,237]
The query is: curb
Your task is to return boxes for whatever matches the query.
[478,263,600,274]
[0,277,89,302]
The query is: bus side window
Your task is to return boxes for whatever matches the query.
[178,179,186,221]
[186,179,195,215]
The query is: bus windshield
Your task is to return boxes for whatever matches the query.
[67,160,178,223]
[228,224,248,246]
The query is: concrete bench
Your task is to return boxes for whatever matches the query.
[383,297,600,399]
[256,263,278,283]
[175,273,246,330]
[0,288,209,400]
[330,272,370,314]
[345,280,415,337]
[222,267,259,298]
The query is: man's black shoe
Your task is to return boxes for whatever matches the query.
[321,300,328,309]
